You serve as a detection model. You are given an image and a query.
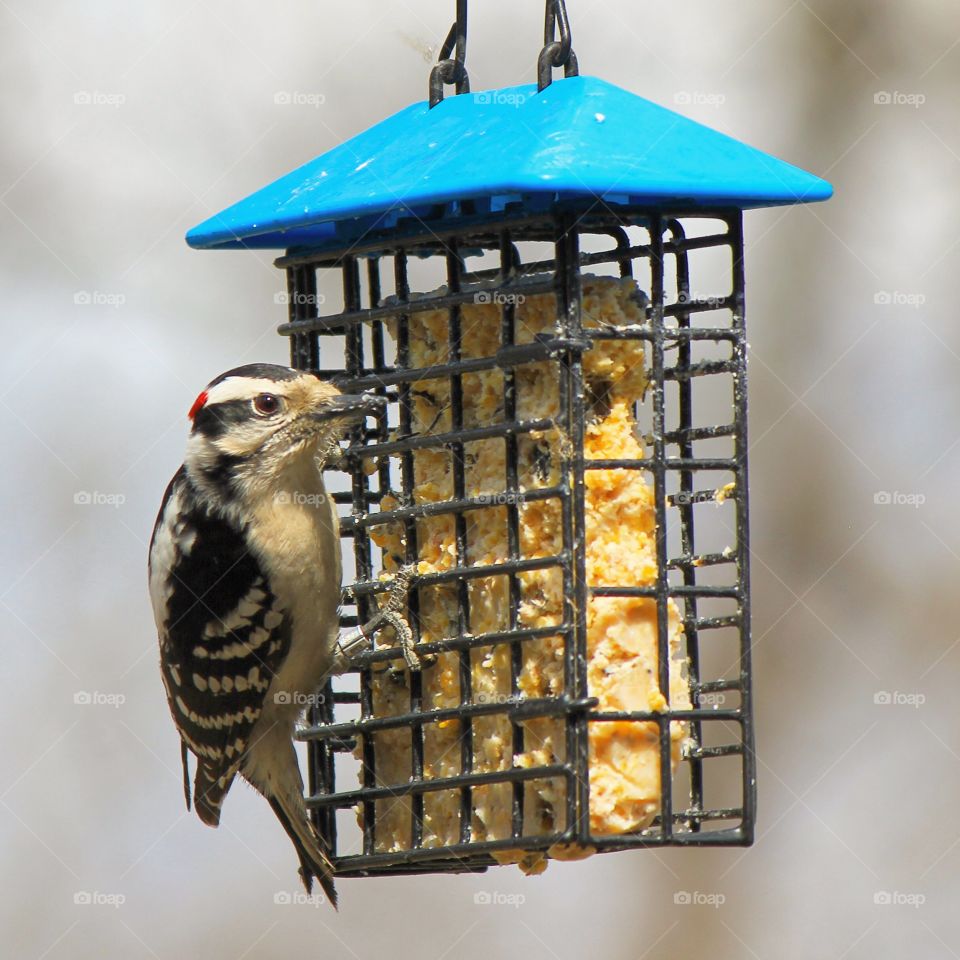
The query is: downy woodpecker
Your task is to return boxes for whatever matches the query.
[148,363,410,906]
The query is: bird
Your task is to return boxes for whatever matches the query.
[148,362,406,907]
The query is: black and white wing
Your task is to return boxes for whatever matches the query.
[148,469,290,826]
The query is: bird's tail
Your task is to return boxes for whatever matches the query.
[267,793,338,908]
[194,761,235,827]
[243,728,337,908]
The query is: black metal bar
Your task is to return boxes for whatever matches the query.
[308,763,574,808]
[280,277,559,335]
[387,249,426,852]
[352,554,569,592]
[301,695,599,740]
[318,623,574,671]
[555,212,589,846]
[668,217,704,831]
[499,228,527,841]
[327,823,752,875]
[583,458,738,470]
[288,265,320,370]
[278,286,737,341]
[695,678,744,692]
[286,263,334,849]
[343,417,561,457]
[649,214,673,841]
[591,584,741,598]
[587,708,744,723]
[340,254,371,862]
[273,210,735,269]
[664,359,738,381]
[444,238,475,846]
[664,423,737,443]
[583,325,741,340]
[730,210,756,841]
[339,483,565,533]
[333,830,573,873]
[361,255,389,856]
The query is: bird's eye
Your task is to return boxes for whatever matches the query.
[253,393,281,416]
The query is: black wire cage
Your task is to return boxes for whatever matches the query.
[185,0,831,880]
[279,206,754,875]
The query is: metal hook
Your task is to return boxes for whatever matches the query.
[537,0,579,92]
[429,0,470,108]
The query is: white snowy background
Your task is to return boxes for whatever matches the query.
[1,1,957,957]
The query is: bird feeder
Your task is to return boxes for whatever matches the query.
[187,1,831,878]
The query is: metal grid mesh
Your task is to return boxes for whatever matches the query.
[278,208,755,876]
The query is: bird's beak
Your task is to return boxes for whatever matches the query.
[310,393,386,423]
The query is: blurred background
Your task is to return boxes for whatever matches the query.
[1,1,957,956]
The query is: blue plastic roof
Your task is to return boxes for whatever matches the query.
[187,75,832,251]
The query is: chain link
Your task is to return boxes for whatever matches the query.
[429,0,469,108]
[428,0,579,106]
[537,0,579,91]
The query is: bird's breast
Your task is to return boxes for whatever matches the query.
[247,472,342,701]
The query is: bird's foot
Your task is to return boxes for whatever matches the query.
[333,565,426,674]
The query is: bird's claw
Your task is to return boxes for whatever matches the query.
[333,565,422,674]
[377,565,422,671]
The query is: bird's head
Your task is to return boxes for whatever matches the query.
[183,363,383,503]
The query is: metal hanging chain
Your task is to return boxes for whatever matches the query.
[429,0,470,108]
[428,0,578,105]
[537,0,579,91]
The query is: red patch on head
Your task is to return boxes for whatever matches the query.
[188,390,208,421]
